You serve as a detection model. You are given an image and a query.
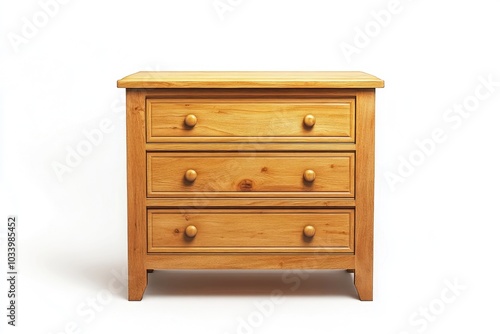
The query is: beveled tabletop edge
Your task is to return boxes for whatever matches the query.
[117,71,384,89]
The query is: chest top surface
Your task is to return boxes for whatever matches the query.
[117,71,384,89]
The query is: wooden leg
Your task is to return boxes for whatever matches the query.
[353,90,375,302]
[128,268,147,301]
[126,89,148,301]
[354,268,373,301]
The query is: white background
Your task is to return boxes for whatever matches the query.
[1,0,499,333]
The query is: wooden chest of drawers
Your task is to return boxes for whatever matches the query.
[117,71,384,301]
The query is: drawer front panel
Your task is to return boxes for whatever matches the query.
[147,152,355,197]
[148,209,354,253]
[146,98,355,142]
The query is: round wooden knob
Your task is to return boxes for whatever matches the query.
[184,114,197,127]
[303,114,316,127]
[184,169,197,182]
[303,169,316,182]
[303,225,316,237]
[185,225,197,238]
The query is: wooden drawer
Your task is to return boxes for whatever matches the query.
[146,98,355,143]
[147,209,354,253]
[147,152,355,197]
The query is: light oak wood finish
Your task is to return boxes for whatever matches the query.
[184,169,198,182]
[145,142,356,152]
[147,152,355,197]
[147,209,354,253]
[119,71,384,301]
[145,198,357,208]
[144,253,355,270]
[146,98,355,143]
[126,89,148,301]
[184,114,198,127]
[354,90,376,301]
[134,87,364,99]
[303,225,316,238]
[303,169,316,182]
[303,114,316,127]
[184,225,198,238]
[117,71,384,89]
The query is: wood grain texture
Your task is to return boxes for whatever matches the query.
[136,87,359,99]
[145,198,356,208]
[121,71,382,301]
[126,89,148,301]
[147,209,354,253]
[117,71,384,89]
[146,98,355,142]
[145,142,357,152]
[147,152,355,197]
[145,253,355,270]
[354,89,375,301]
